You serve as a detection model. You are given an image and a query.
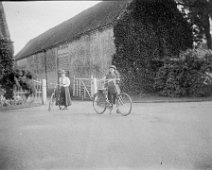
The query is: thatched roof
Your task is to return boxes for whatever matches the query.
[15,1,128,61]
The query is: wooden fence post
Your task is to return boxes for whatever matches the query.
[84,85,86,99]
[73,76,75,97]
[42,79,47,104]
[91,75,97,97]
[79,80,82,97]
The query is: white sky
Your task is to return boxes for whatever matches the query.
[2,1,101,55]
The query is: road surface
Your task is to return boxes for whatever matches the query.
[0,101,212,170]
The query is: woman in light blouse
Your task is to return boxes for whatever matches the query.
[59,70,71,109]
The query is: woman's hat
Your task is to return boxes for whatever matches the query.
[109,65,116,69]
[60,70,66,74]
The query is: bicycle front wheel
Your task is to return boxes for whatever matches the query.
[93,92,106,114]
[48,93,56,111]
[117,92,132,116]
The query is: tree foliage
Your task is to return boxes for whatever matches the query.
[0,40,35,99]
[112,0,193,93]
[176,0,212,49]
[154,49,212,97]
[0,40,14,98]
[0,68,36,99]
[0,40,14,79]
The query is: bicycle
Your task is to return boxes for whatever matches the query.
[48,83,66,111]
[93,79,133,116]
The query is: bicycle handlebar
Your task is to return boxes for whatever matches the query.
[32,79,41,83]
[97,78,120,83]
[49,83,62,87]
[97,78,120,88]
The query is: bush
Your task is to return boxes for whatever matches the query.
[154,49,212,97]
[0,40,14,80]
[0,95,25,108]
[0,39,14,99]
[0,69,36,99]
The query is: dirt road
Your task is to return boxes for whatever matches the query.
[0,101,212,170]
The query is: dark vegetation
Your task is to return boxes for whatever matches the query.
[112,0,212,97]
[154,49,212,97]
[0,40,35,99]
[176,0,212,49]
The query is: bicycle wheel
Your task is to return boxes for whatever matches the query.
[93,92,106,114]
[117,92,132,116]
[58,104,66,110]
[48,93,56,111]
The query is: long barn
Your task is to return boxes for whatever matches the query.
[15,1,129,95]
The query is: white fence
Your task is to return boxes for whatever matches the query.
[14,79,46,104]
[73,77,92,100]
[33,79,42,103]
[72,76,106,100]
[12,76,108,103]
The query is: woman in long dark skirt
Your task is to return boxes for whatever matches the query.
[59,70,71,109]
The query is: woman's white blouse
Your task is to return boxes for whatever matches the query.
[59,77,70,87]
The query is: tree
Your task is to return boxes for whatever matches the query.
[176,0,212,49]
[0,40,14,79]
[112,0,193,93]
[0,39,14,98]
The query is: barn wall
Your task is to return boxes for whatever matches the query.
[16,48,57,95]
[67,26,115,80]
[57,44,69,71]
[16,58,27,69]
[16,26,116,94]
[90,27,115,78]
[68,34,91,79]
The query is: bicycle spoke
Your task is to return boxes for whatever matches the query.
[117,93,132,116]
[48,94,56,111]
[93,93,106,114]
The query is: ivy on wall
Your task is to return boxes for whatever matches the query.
[112,0,193,94]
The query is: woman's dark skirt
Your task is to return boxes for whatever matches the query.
[58,86,71,107]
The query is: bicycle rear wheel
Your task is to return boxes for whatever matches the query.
[117,92,132,116]
[48,93,56,111]
[59,104,66,110]
[93,92,106,114]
